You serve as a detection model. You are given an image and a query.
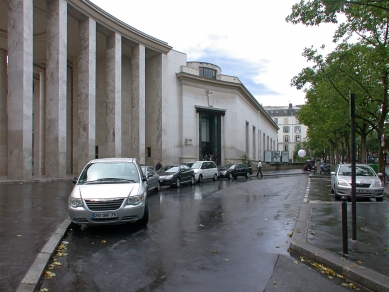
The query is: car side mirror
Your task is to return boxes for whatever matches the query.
[148,174,153,178]
[72,177,78,184]
[142,176,147,182]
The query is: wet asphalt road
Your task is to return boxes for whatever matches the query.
[36,175,368,292]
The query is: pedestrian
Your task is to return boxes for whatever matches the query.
[155,159,162,171]
[256,160,263,178]
[212,153,218,164]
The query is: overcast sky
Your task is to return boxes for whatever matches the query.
[91,0,339,107]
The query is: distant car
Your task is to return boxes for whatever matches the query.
[158,165,195,187]
[330,164,384,201]
[219,163,253,179]
[141,166,160,193]
[68,158,149,228]
[186,162,195,168]
[190,161,219,183]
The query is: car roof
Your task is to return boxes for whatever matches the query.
[89,157,137,163]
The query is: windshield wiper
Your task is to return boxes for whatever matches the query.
[84,178,137,183]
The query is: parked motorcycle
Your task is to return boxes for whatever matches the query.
[302,160,317,173]
[320,163,331,174]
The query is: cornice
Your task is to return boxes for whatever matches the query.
[67,0,172,54]
[176,72,279,130]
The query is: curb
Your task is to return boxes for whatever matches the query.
[289,202,389,292]
[16,218,71,292]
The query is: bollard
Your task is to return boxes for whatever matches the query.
[341,196,348,255]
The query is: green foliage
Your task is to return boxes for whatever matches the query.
[287,0,389,169]
[241,154,252,166]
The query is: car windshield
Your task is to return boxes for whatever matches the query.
[159,166,178,173]
[339,166,375,177]
[186,163,194,167]
[191,162,202,169]
[221,164,235,170]
[78,162,139,184]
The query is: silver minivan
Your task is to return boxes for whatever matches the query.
[68,158,149,228]
[190,161,219,183]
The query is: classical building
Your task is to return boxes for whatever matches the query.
[264,104,308,162]
[0,0,278,180]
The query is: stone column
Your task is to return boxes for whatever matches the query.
[45,0,67,178]
[33,72,45,176]
[106,33,121,157]
[0,49,7,177]
[78,18,96,173]
[131,44,146,164]
[7,0,33,180]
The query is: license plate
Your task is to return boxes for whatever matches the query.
[92,212,117,218]
[357,189,367,193]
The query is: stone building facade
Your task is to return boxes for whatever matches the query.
[0,0,278,180]
[264,104,308,162]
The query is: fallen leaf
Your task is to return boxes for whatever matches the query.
[44,271,56,279]
[360,227,364,231]
[212,250,217,253]
[39,288,49,292]
[296,230,301,233]
[276,245,280,248]
[199,224,204,227]
[225,259,229,261]
[310,231,316,235]
[17,235,22,237]
[294,261,299,264]
[287,232,293,238]
[273,281,277,285]
[101,240,106,244]
[384,248,388,251]
[358,260,362,264]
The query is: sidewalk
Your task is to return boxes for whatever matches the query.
[290,175,389,292]
[2,169,388,292]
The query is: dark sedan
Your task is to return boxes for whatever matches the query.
[158,165,195,187]
[141,166,160,193]
[218,164,253,179]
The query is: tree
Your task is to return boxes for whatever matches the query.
[287,0,389,169]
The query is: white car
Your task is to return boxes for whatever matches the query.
[330,164,384,201]
[68,158,149,228]
[190,161,219,183]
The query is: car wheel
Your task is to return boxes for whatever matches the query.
[156,181,160,192]
[245,172,250,178]
[376,197,384,202]
[228,173,232,180]
[213,174,217,181]
[176,178,181,188]
[198,175,202,183]
[190,176,195,185]
[137,202,149,228]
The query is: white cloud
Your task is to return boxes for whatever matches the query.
[91,0,339,106]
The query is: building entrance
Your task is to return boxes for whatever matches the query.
[199,112,221,165]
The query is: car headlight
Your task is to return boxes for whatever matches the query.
[166,175,173,179]
[337,180,349,187]
[127,195,144,205]
[372,180,382,187]
[221,171,226,175]
[69,198,83,208]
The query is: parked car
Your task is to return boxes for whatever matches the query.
[68,158,149,228]
[141,165,160,192]
[330,164,384,201]
[158,165,195,187]
[219,163,253,179]
[190,161,219,183]
[186,162,195,168]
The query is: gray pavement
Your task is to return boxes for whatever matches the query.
[1,169,389,291]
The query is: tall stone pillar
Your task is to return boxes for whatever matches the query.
[106,33,121,157]
[0,49,7,177]
[131,44,146,164]
[77,18,96,173]
[7,0,33,180]
[45,0,67,178]
[33,71,45,176]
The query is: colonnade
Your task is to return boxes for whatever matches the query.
[0,0,170,179]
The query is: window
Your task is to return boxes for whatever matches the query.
[294,126,301,133]
[274,118,278,124]
[284,144,289,151]
[199,67,216,79]
[284,135,290,142]
[283,126,290,133]
[295,135,301,142]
